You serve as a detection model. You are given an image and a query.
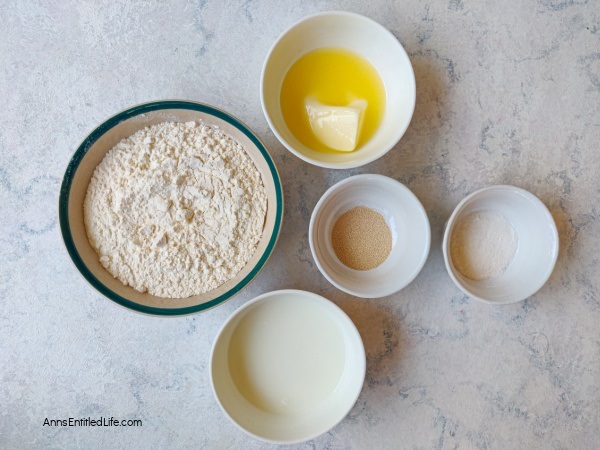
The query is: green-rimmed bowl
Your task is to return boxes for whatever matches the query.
[59,100,283,316]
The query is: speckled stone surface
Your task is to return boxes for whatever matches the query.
[1,1,599,448]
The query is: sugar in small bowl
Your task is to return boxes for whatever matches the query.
[443,185,559,304]
[309,174,431,298]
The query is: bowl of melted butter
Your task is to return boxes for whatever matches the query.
[261,11,416,169]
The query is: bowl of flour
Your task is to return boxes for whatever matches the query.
[443,185,559,304]
[59,100,283,316]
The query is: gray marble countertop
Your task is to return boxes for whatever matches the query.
[1,0,599,448]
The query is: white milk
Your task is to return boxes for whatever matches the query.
[228,295,347,415]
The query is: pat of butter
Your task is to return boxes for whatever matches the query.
[305,98,366,152]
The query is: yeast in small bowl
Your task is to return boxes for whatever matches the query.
[261,11,416,169]
[310,174,431,298]
[442,185,559,304]
[210,290,365,444]
[59,100,283,316]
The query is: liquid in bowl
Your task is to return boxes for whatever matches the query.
[280,47,386,153]
[227,297,346,414]
[211,290,366,443]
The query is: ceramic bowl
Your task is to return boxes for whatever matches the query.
[261,11,416,169]
[442,185,559,304]
[309,174,430,298]
[210,289,365,444]
[59,100,283,316]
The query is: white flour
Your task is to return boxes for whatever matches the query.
[84,121,267,298]
[450,211,518,280]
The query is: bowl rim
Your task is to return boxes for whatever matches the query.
[259,10,416,169]
[309,174,431,298]
[442,184,560,305]
[58,100,284,316]
[209,289,366,444]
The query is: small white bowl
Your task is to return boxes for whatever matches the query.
[443,185,559,305]
[261,11,416,169]
[309,174,431,298]
[210,290,365,444]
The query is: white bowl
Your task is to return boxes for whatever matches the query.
[309,174,431,298]
[260,11,416,169]
[210,290,365,444]
[442,185,559,304]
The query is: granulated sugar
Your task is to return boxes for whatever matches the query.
[331,206,392,271]
[450,210,518,280]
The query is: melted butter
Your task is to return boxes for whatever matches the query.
[280,47,386,153]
